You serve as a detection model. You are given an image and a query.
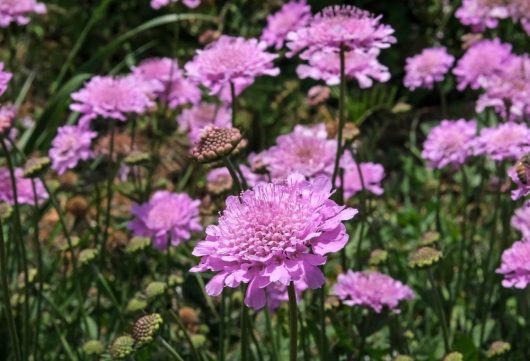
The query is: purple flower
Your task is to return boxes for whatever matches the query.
[341,160,385,198]
[453,39,513,90]
[0,167,47,205]
[404,47,454,90]
[0,62,12,96]
[49,124,98,175]
[262,123,337,179]
[206,166,264,194]
[508,166,530,200]
[165,77,202,108]
[0,0,46,28]
[185,36,279,98]
[332,270,414,313]
[129,191,202,249]
[150,0,200,9]
[191,174,357,310]
[0,105,15,134]
[473,122,530,162]
[177,102,231,143]
[511,204,530,238]
[286,5,396,58]
[261,0,311,50]
[132,57,179,90]
[456,0,510,32]
[71,75,157,121]
[306,85,330,106]
[422,119,477,169]
[297,48,390,88]
[497,239,530,288]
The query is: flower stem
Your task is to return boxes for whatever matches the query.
[223,157,243,192]
[100,119,116,269]
[331,45,346,190]
[319,286,327,361]
[264,305,279,361]
[31,180,44,360]
[428,269,450,353]
[288,282,298,361]
[158,336,186,361]
[219,291,226,361]
[0,216,22,361]
[241,303,250,361]
[169,309,202,361]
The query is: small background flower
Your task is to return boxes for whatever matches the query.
[0,167,47,205]
[0,62,12,96]
[404,47,454,90]
[49,124,97,175]
[473,122,530,161]
[497,240,530,288]
[260,0,311,50]
[0,0,46,28]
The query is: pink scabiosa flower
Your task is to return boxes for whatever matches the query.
[341,160,385,198]
[422,119,477,169]
[0,105,15,135]
[497,239,530,288]
[0,167,47,205]
[49,124,97,175]
[0,0,46,28]
[456,0,510,32]
[296,48,390,88]
[177,102,231,143]
[511,204,530,238]
[473,122,530,161]
[206,166,264,194]
[165,77,201,108]
[129,191,202,249]
[404,47,455,90]
[185,36,279,98]
[508,165,530,200]
[286,5,396,58]
[262,123,337,179]
[453,39,513,90]
[71,75,157,121]
[332,270,414,313]
[0,62,12,96]
[191,174,357,309]
[261,0,311,50]
[150,0,200,9]
[132,57,179,91]
[307,85,331,106]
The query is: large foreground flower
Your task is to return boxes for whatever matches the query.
[422,119,477,169]
[0,0,46,28]
[332,270,414,313]
[129,191,201,249]
[473,122,530,161]
[0,167,47,205]
[0,62,12,96]
[191,174,357,309]
[286,5,396,58]
[71,75,156,121]
[497,240,530,288]
[185,36,279,97]
[404,47,454,90]
[49,124,97,175]
[260,0,311,50]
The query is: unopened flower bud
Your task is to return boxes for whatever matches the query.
[66,196,90,218]
[124,151,150,166]
[109,335,135,359]
[126,298,148,314]
[0,202,12,220]
[191,126,243,163]
[179,307,199,326]
[486,341,510,358]
[126,236,151,254]
[133,313,163,347]
[408,247,443,269]
[23,156,50,178]
[144,281,167,299]
[82,340,104,355]
[443,352,463,361]
[79,248,99,266]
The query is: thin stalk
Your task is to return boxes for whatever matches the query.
[264,305,279,361]
[230,81,237,126]
[0,216,22,361]
[241,303,250,361]
[223,157,243,193]
[100,119,116,269]
[0,136,30,360]
[319,286,327,361]
[219,292,226,361]
[169,309,202,361]
[428,269,450,353]
[350,147,367,270]
[288,282,298,361]
[435,171,443,236]
[31,180,44,360]
[331,46,346,189]
[158,336,185,361]
[248,315,264,361]
[453,167,468,304]
[437,83,447,118]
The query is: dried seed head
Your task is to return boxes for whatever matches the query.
[408,247,443,269]
[369,249,388,266]
[124,151,150,166]
[23,156,50,178]
[486,341,511,358]
[144,281,167,299]
[66,196,90,218]
[443,352,463,361]
[79,248,99,266]
[109,335,135,359]
[126,298,148,314]
[82,340,104,355]
[132,313,163,347]
[191,126,243,163]
[126,236,151,254]
[179,307,199,325]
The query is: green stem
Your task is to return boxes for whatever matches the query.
[100,119,116,269]
[159,336,186,361]
[331,46,346,189]
[31,180,44,360]
[428,269,450,353]
[0,216,22,361]
[169,309,202,361]
[319,286,327,361]
[453,167,468,304]
[241,303,250,361]
[230,81,237,126]
[223,157,243,193]
[219,291,226,361]
[435,171,443,236]
[264,305,279,361]
[288,282,298,361]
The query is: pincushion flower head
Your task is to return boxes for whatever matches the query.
[296,48,390,88]
[456,0,510,31]
[185,36,280,98]
[497,239,530,288]
[49,124,97,175]
[150,0,200,9]
[453,39,513,90]
[0,62,12,96]
[71,75,157,121]
[260,0,311,50]
[0,167,47,205]
[332,270,414,313]
[341,160,385,198]
[404,47,455,90]
[286,5,396,59]
[262,123,338,179]
[473,122,530,161]
[129,191,202,249]
[0,105,15,135]
[0,0,47,28]
[422,119,477,169]
[191,174,357,309]
[177,102,231,143]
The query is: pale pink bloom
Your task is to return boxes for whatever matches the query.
[404,47,455,90]
[261,0,311,50]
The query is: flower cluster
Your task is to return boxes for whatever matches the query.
[191,174,357,309]
[404,47,454,90]
[332,270,414,313]
[49,124,98,175]
[261,0,311,50]
[0,167,47,205]
[129,191,202,249]
[0,0,46,28]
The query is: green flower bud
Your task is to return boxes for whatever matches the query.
[486,341,511,358]
[394,355,414,361]
[443,352,463,361]
[369,249,388,266]
[144,281,167,299]
[82,340,104,355]
[132,313,163,347]
[126,236,151,254]
[23,156,51,178]
[0,202,12,220]
[126,298,148,314]
[408,247,442,269]
[191,334,206,348]
[79,248,99,266]
[124,151,150,166]
[109,335,135,359]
